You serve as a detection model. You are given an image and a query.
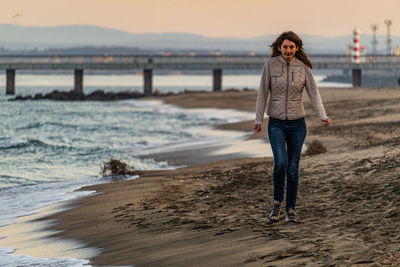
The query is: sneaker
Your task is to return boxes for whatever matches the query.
[285,209,298,223]
[269,203,282,222]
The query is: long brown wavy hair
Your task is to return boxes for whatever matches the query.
[270,31,312,69]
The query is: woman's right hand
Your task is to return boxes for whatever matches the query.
[253,124,262,132]
[323,117,331,126]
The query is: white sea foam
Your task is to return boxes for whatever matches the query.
[0,245,92,267]
[120,99,255,156]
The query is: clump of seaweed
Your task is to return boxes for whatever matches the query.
[304,140,327,156]
[101,158,138,176]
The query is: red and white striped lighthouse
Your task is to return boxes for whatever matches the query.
[352,27,361,64]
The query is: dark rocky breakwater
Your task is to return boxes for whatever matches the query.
[8,89,176,101]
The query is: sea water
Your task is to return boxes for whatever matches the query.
[0,73,350,266]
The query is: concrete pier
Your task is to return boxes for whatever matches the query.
[74,69,84,93]
[144,68,153,96]
[2,55,400,95]
[213,69,222,91]
[6,69,15,95]
[352,69,362,87]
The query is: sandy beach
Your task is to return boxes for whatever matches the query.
[41,87,400,266]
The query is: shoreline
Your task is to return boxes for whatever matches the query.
[8,87,400,265]
[0,90,269,265]
[0,200,97,265]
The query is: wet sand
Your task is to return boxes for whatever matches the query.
[43,87,400,266]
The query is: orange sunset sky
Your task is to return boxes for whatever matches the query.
[1,0,400,38]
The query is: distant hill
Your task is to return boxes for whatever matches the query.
[1,24,399,54]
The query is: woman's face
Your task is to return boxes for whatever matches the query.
[278,39,298,62]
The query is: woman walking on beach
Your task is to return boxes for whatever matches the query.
[254,31,330,223]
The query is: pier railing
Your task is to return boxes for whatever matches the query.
[1,54,400,68]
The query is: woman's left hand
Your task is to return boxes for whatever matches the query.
[323,117,331,126]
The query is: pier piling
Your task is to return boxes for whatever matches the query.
[144,68,153,96]
[352,69,362,87]
[6,69,15,95]
[213,69,222,91]
[74,69,84,94]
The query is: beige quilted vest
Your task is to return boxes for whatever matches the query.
[255,55,327,124]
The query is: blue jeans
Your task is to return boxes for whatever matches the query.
[268,117,307,212]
